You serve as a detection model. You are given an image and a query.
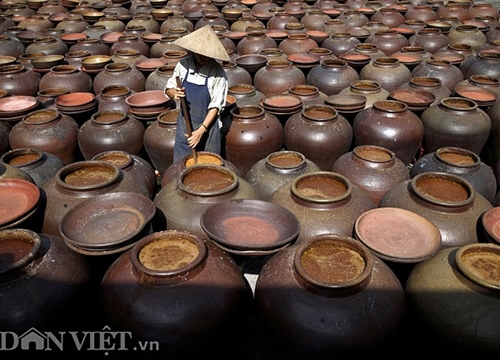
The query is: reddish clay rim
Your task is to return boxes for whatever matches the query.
[456,243,500,290]
[0,228,41,274]
[293,234,373,289]
[92,150,133,169]
[91,110,128,125]
[481,207,500,245]
[353,145,395,164]
[0,179,40,226]
[130,230,207,278]
[291,171,352,203]
[56,161,121,191]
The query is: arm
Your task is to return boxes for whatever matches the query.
[186,108,218,148]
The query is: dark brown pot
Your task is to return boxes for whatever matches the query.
[278,33,318,56]
[109,34,150,57]
[365,29,409,56]
[41,160,151,237]
[461,51,500,81]
[284,104,353,171]
[321,32,361,58]
[0,64,41,97]
[359,56,412,92]
[398,76,451,106]
[306,58,359,96]
[96,85,134,113]
[24,36,68,56]
[224,105,284,177]
[99,229,249,358]
[270,171,376,243]
[255,233,405,358]
[332,145,410,205]
[379,172,493,247]
[419,97,491,156]
[236,30,277,55]
[145,64,175,91]
[78,110,145,160]
[285,84,328,107]
[154,164,259,237]
[0,34,25,58]
[253,60,306,96]
[0,228,90,333]
[352,100,424,166]
[93,62,146,94]
[38,65,93,94]
[68,38,111,56]
[408,28,450,54]
[222,61,253,88]
[411,58,464,91]
[9,109,79,165]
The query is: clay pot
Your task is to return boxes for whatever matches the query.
[285,84,328,107]
[9,109,79,165]
[78,110,145,160]
[255,234,406,359]
[279,33,318,56]
[405,243,500,356]
[96,84,134,113]
[410,147,496,203]
[332,145,410,205]
[270,171,375,243]
[68,38,111,56]
[447,24,487,50]
[25,36,68,56]
[38,64,93,94]
[411,59,464,91]
[352,100,424,165]
[365,29,409,56]
[99,229,250,358]
[321,32,361,58]
[224,105,284,177]
[55,16,89,33]
[228,83,265,107]
[41,160,150,236]
[253,60,306,96]
[461,51,500,81]
[0,34,25,58]
[408,28,450,54]
[267,11,300,30]
[338,80,389,108]
[306,58,360,96]
[110,34,150,57]
[404,5,439,23]
[1,148,64,187]
[398,76,451,107]
[379,172,493,247]
[360,57,412,92]
[93,63,146,94]
[371,7,406,28]
[154,164,259,237]
[419,97,491,156]
[222,61,253,87]
[284,104,353,171]
[0,64,41,97]
[0,228,90,333]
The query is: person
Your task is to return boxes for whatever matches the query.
[164,25,230,163]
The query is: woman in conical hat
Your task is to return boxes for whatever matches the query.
[165,25,230,163]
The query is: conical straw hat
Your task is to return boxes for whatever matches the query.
[173,25,231,62]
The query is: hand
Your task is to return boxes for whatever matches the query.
[170,86,185,99]
[185,126,205,148]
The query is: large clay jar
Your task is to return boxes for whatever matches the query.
[411,58,464,91]
[93,62,146,94]
[405,243,500,356]
[236,30,277,55]
[224,105,284,177]
[222,61,253,87]
[398,76,451,107]
[24,36,68,56]
[9,109,79,165]
[284,104,353,171]
[338,80,389,108]
[278,33,318,56]
[321,32,361,58]
[365,29,409,56]
[143,109,178,175]
[270,171,376,243]
[370,7,405,28]
[0,64,40,97]
[447,24,487,50]
[153,164,259,237]
[228,83,265,107]
[96,84,134,113]
[352,100,424,166]
[419,97,491,156]
[285,84,328,107]
[38,65,93,94]
[145,64,175,91]
[332,145,410,205]
[245,150,321,201]
[255,234,406,359]
[410,147,496,203]
[0,34,25,58]
[100,229,249,359]
[461,51,500,81]
[306,58,359,96]
[379,172,493,247]
[110,34,150,57]
[1,148,64,188]
[41,160,150,237]
[408,28,450,54]
[0,228,90,333]
[150,35,183,58]
[77,110,145,160]
[254,60,306,96]
[360,57,412,92]
[68,38,111,56]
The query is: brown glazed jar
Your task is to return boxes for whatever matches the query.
[38,65,93,94]
[419,97,491,156]
[447,24,487,50]
[68,38,111,56]
[405,243,500,356]
[96,85,134,113]
[244,150,321,201]
[332,145,410,205]
[153,165,259,237]
[9,109,79,165]
[254,60,306,96]
[321,32,361,58]
[228,83,265,107]
[24,36,68,56]
[398,76,451,107]
[0,64,40,97]
[285,84,328,107]
[224,105,284,177]
[284,104,353,171]
[352,100,424,166]
[41,160,150,237]
[0,34,25,58]
[109,34,150,57]
[270,172,376,243]
[411,59,464,91]
[222,61,253,88]
[408,28,450,54]
[99,230,249,359]
[143,109,179,176]
[278,33,318,56]
[410,147,496,203]
[379,172,493,247]
[306,58,360,96]
[461,51,500,81]
[365,29,409,56]
[338,80,389,108]
[359,57,412,92]
[255,234,405,359]
[236,30,277,55]
[93,63,146,94]
[145,64,175,91]
[77,110,145,160]
[0,228,90,333]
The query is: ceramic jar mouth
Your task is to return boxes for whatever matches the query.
[373,100,408,113]
[265,150,306,171]
[92,150,133,170]
[455,243,500,290]
[23,109,60,125]
[182,152,224,168]
[1,148,44,168]
[440,97,478,111]
[230,104,265,119]
[157,108,180,125]
[477,51,500,60]
[354,43,379,52]
[0,228,42,275]
[435,147,480,168]
[0,64,25,74]
[50,64,78,74]
[100,84,131,98]
[301,104,338,122]
[56,160,121,191]
[91,110,128,125]
[130,230,207,278]
[177,164,238,196]
[350,80,381,93]
[469,75,500,87]
[321,58,347,68]
[265,59,292,68]
[293,234,373,290]
[291,171,352,203]
[104,62,131,72]
[353,145,395,164]
[37,87,69,98]
[229,83,257,97]
[288,84,319,97]
[409,76,442,89]
[373,57,400,67]
[410,172,475,208]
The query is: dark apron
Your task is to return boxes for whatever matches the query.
[173,72,221,163]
